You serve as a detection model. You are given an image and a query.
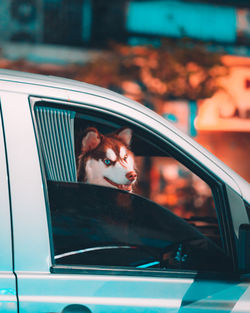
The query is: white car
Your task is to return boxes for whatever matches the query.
[0,69,249,313]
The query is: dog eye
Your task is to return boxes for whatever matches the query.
[104,159,112,166]
[123,154,128,162]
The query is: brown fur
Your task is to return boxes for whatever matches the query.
[77,128,134,182]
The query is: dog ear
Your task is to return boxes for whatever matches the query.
[116,128,132,147]
[81,127,101,154]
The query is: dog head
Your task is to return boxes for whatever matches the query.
[77,127,137,192]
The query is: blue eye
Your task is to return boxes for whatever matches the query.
[104,159,111,166]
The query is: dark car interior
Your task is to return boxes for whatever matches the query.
[48,181,232,272]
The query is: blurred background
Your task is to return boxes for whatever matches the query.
[0,0,249,189]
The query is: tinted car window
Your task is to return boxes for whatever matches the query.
[48,181,232,272]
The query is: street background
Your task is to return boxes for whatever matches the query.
[0,0,249,187]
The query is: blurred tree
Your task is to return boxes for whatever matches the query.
[0,38,229,105]
[75,39,229,102]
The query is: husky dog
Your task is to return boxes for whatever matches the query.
[77,127,137,192]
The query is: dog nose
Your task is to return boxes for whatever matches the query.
[126,171,137,182]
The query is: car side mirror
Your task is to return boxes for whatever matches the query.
[239,224,250,273]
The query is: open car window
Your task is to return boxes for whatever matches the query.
[32,100,233,273]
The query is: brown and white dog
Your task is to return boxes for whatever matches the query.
[77,127,137,192]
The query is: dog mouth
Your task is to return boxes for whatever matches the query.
[104,177,133,192]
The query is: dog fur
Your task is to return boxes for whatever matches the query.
[77,127,137,192]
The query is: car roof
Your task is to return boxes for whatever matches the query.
[0,68,123,100]
[0,69,249,204]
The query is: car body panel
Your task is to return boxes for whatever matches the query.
[0,99,13,272]
[179,281,250,312]
[17,272,194,313]
[232,284,250,313]
[0,273,17,313]
[0,104,18,312]
[0,91,52,272]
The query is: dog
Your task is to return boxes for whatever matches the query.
[77,127,137,192]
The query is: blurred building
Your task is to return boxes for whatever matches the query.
[195,55,250,182]
[126,0,250,48]
[0,0,127,47]
[1,0,250,50]
[0,0,43,43]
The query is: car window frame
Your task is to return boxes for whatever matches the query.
[29,96,238,277]
[0,101,15,272]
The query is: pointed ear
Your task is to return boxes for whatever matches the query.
[116,128,132,146]
[81,128,101,154]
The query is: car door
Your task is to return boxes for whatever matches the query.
[2,90,249,313]
[0,95,18,312]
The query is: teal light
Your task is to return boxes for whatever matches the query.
[82,0,92,42]
[127,0,237,43]
[137,261,160,268]
[189,100,197,137]
[163,113,178,123]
